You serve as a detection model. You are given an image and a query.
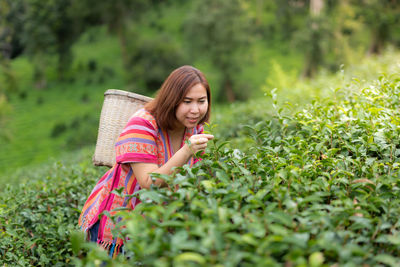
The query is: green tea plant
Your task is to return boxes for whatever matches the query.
[73,74,400,266]
[0,157,103,266]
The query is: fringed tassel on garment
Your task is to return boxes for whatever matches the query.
[98,240,111,250]
[97,240,123,258]
[112,244,121,259]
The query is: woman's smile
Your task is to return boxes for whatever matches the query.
[187,117,199,123]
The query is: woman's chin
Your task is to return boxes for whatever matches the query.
[184,123,197,129]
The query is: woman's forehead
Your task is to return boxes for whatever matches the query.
[184,84,207,98]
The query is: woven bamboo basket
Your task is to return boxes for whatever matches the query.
[93,89,153,167]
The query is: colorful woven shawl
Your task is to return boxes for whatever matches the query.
[78,108,203,253]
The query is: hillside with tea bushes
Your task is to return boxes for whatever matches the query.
[1,54,400,266]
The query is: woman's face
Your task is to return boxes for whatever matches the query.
[175,83,208,130]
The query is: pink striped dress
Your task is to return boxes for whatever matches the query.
[78,108,203,256]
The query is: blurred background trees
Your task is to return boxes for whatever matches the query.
[1,0,399,96]
[0,0,399,109]
[185,0,254,102]
[356,0,400,55]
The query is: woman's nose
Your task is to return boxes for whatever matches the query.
[190,103,200,113]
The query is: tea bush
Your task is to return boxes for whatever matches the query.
[212,99,275,151]
[0,157,103,266]
[74,74,400,266]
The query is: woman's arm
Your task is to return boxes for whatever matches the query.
[131,134,213,189]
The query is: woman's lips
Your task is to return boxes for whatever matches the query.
[187,117,199,123]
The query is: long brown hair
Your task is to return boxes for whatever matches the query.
[145,65,211,130]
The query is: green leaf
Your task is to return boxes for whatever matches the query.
[201,180,215,191]
[374,254,398,267]
[174,252,206,265]
[138,190,165,203]
[387,234,400,246]
[70,230,85,255]
[309,252,324,267]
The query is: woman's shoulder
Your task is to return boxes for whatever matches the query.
[127,108,158,131]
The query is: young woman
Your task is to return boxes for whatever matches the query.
[78,65,213,258]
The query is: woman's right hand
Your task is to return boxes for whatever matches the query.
[186,134,214,155]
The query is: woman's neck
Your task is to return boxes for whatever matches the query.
[168,126,185,138]
[168,127,186,154]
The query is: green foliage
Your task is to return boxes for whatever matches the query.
[352,0,400,54]
[126,32,188,93]
[22,0,83,82]
[73,73,400,265]
[0,28,124,179]
[0,151,104,266]
[212,99,275,151]
[0,94,11,141]
[295,14,332,77]
[51,122,68,138]
[3,0,400,95]
[64,113,99,150]
[262,49,400,107]
[185,0,255,102]
[0,0,25,60]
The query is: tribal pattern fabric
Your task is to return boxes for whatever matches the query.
[78,108,203,254]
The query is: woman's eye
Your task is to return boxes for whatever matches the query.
[184,101,191,104]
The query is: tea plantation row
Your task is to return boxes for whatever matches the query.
[0,155,106,266]
[1,75,400,266]
[75,75,400,266]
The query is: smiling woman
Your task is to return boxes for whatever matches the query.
[175,83,209,130]
[78,65,214,258]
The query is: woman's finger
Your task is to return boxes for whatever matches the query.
[191,142,207,151]
[195,142,207,148]
[192,137,212,144]
[197,138,208,144]
[197,134,214,140]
